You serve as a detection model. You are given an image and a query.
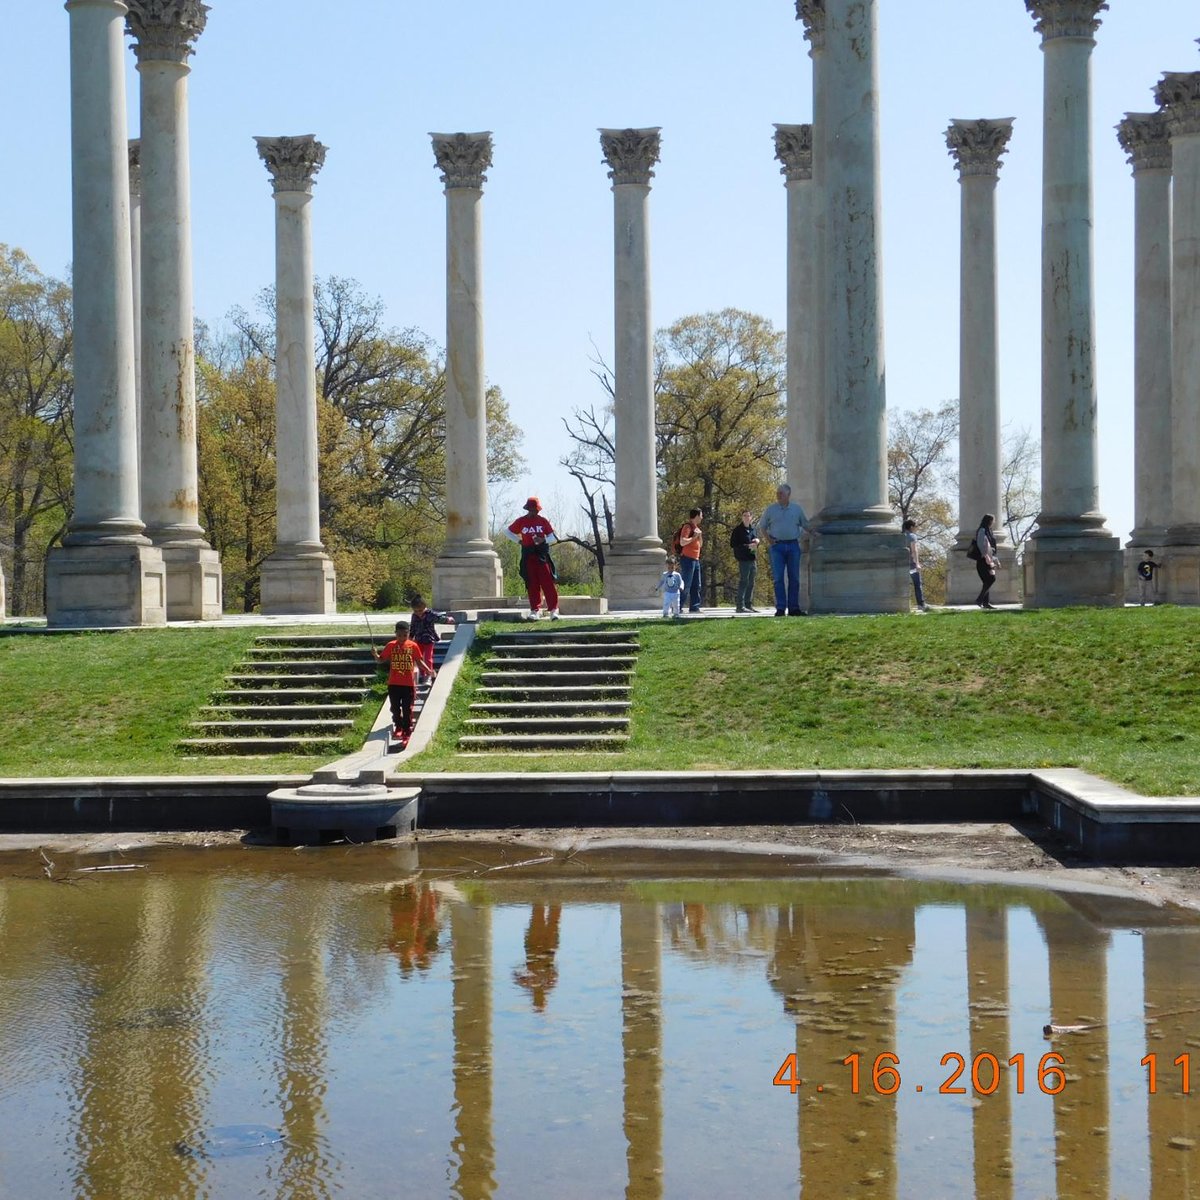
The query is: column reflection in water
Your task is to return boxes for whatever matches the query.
[966,907,1013,1199]
[770,895,915,1199]
[1034,910,1110,1200]
[1143,929,1200,1200]
[620,902,663,1200]
[450,900,495,1200]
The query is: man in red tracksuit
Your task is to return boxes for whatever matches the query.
[505,496,560,620]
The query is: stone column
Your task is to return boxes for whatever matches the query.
[796,1,827,517]
[807,0,908,614]
[1117,112,1173,600]
[429,133,504,609]
[128,138,142,444]
[620,903,663,1199]
[126,0,222,620]
[1156,74,1200,604]
[774,124,819,520]
[600,128,666,610]
[1022,0,1123,607]
[945,119,1019,606]
[254,136,337,614]
[46,0,166,628]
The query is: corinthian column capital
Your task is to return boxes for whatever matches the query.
[255,135,328,196]
[1117,111,1172,172]
[1024,0,1108,43]
[124,0,208,64]
[774,123,813,182]
[599,128,662,187]
[430,132,494,190]
[795,0,825,52]
[945,119,1015,179]
[1155,73,1200,140]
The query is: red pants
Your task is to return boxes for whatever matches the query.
[525,555,558,612]
[415,642,436,672]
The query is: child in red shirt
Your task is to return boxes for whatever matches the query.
[505,496,560,619]
[374,620,436,740]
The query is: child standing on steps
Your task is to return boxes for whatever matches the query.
[375,620,436,741]
[410,596,455,674]
[655,556,684,618]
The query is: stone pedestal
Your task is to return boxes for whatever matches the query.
[1023,1,1122,608]
[47,544,167,628]
[945,118,1019,606]
[1117,111,1172,603]
[807,0,907,613]
[428,133,505,609]
[1156,74,1200,606]
[49,0,165,628]
[127,0,221,620]
[599,128,667,611]
[255,135,337,614]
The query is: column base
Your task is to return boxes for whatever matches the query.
[604,543,667,611]
[807,530,910,614]
[1022,533,1123,608]
[945,540,1019,606]
[431,550,503,611]
[160,546,223,621]
[46,543,168,628]
[260,554,337,615]
[1165,546,1200,606]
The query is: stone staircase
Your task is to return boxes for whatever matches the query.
[460,629,638,752]
[180,631,449,756]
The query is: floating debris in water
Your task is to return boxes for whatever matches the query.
[176,1125,285,1160]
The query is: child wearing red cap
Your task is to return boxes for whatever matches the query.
[505,497,560,619]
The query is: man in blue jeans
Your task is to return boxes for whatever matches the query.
[759,484,809,615]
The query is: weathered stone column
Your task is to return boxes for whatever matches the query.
[126,0,221,620]
[46,0,166,628]
[254,136,337,614]
[1022,0,1123,607]
[128,138,142,437]
[1117,112,1173,600]
[796,1,827,517]
[599,128,666,610]
[429,133,504,609]
[1156,74,1200,604]
[774,124,819,519]
[807,0,908,614]
[945,119,1019,606]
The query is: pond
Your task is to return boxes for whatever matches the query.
[0,841,1196,1199]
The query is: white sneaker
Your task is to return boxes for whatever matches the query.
[549,609,561,620]
[522,609,537,621]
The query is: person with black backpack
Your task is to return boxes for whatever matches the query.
[968,514,1000,609]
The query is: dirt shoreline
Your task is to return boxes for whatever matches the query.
[2,821,1199,911]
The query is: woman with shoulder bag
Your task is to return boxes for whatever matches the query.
[971,514,999,609]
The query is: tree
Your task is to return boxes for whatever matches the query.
[1001,424,1040,556]
[0,247,74,615]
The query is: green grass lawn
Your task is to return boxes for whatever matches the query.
[402,607,1200,796]
[0,627,387,778]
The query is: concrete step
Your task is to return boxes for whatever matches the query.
[463,716,630,733]
[239,658,379,674]
[469,701,631,716]
[458,733,630,751]
[254,632,452,645]
[191,718,355,734]
[212,689,370,704]
[226,674,374,688]
[248,646,376,660]
[478,684,632,699]
[178,735,346,755]
[484,642,639,658]
[484,655,637,673]
[479,671,632,689]
[490,630,635,644]
[199,704,361,720]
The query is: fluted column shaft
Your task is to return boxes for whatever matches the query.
[429,133,503,608]
[946,119,1019,605]
[128,139,142,450]
[600,128,666,610]
[1022,0,1122,607]
[1119,114,1173,550]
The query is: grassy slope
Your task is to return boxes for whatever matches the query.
[403,608,1200,796]
[0,628,387,778]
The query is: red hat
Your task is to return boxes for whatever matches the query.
[524,496,541,511]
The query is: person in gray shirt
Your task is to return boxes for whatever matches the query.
[759,484,809,615]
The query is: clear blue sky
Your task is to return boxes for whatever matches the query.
[5,1,1197,540]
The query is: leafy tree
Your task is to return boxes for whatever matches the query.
[0,247,73,615]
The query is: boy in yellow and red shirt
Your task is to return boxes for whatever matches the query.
[375,620,436,741]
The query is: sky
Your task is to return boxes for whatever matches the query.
[4,1,1198,541]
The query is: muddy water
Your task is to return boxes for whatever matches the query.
[0,842,1197,1199]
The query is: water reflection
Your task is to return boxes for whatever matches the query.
[0,847,1197,1199]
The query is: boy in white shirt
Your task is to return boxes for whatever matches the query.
[655,557,684,618]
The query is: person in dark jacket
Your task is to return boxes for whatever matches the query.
[730,510,761,612]
[410,596,455,674]
[973,514,999,609]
